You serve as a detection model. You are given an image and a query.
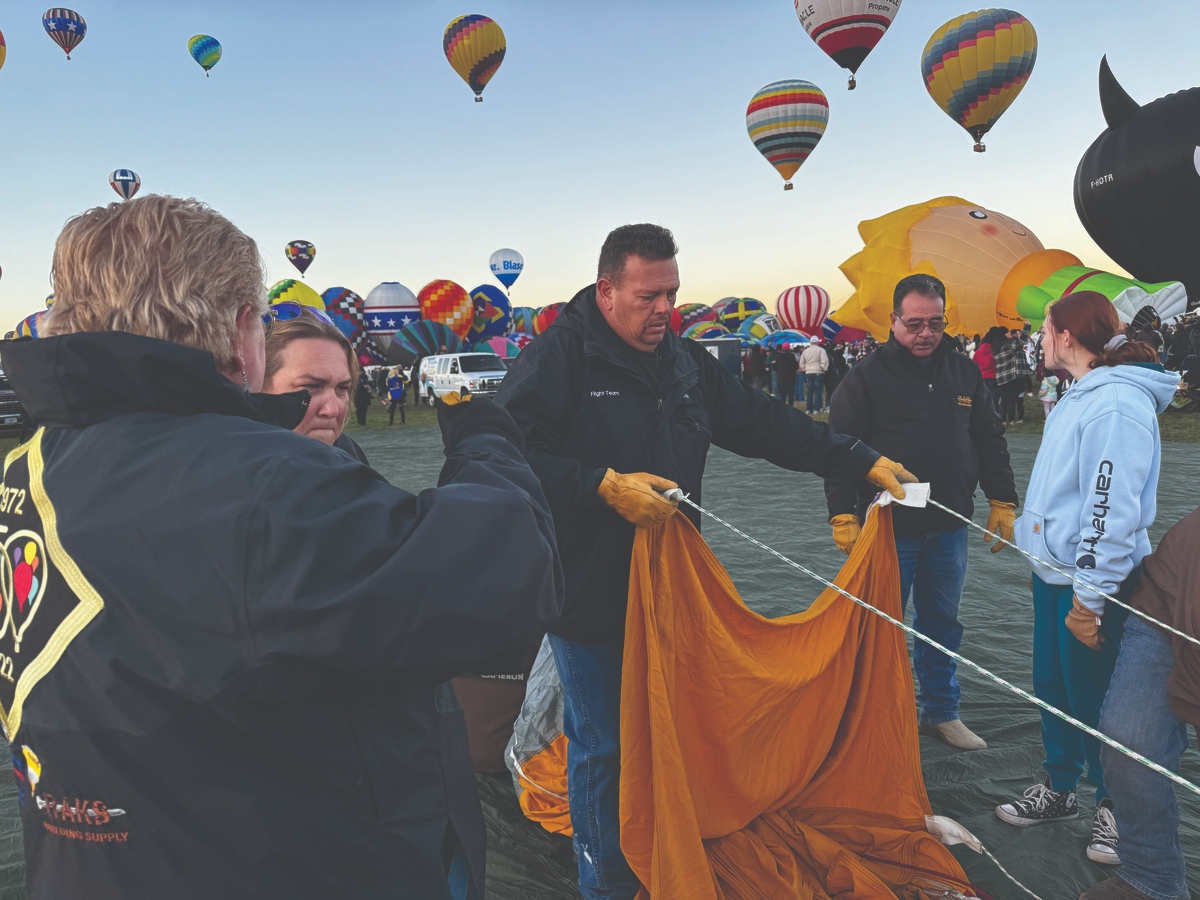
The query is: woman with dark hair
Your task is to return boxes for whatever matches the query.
[974,326,1005,414]
[996,291,1178,868]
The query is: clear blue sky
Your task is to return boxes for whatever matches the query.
[0,0,1196,327]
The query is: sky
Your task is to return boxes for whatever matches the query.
[0,0,1197,327]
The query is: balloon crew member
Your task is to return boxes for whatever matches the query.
[497,223,913,900]
[0,195,563,900]
[998,291,1177,869]
[824,274,1018,753]
[387,366,407,426]
[353,371,373,426]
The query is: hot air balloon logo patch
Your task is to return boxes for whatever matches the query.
[1,534,48,649]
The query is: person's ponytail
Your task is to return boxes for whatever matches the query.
[1092,332,1158,369]
[1045,291,1158,369]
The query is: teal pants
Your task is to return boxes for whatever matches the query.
[1031,573,1132,802]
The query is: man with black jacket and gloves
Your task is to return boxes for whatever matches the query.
[497,223,915,900]
[0,195,562,900]
[825,273,1018,753]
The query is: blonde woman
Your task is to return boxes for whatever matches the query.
[2,195,560,899]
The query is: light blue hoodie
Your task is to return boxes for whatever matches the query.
[1014,362,1179,613]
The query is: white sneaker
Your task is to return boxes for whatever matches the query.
[1087,800,1120,865]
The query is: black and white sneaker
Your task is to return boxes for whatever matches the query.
[1087,799,1120,865]
[995,777,1078,826]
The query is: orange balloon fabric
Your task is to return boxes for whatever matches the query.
[620,505,970,899]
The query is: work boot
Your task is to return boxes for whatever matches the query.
[996,776,1078,826]
[919,719,987,751]
[1086,799,1120,865]
[1079,876,1154,900]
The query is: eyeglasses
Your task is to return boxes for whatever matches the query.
[896,316,948,334]
[262,301,336,338]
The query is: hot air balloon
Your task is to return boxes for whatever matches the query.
[0,29,7,72]
[534,303,565,335]
[268,279,324,311]
[321,287,382,362]
[43,8,85,59]
[509,332,535,350]
[746,80,828,190]
[443,15,505,102]
[677,303,716,330]
[510,306,537,335]
[109,169,140,201]
[418,280,474,339]
[472,335,522,359]
[760,329,811,349]
[921,9,1037,153]
[489,248,523,291]
[776,285,831,336]
[391,320,465,365]
[1074,57,1200,305]
[364,282,420,349]
[285,241,316,277]
[794,0,902,90]
[669,307,683,336]
[188,34,221,76]
[717,298,766,330]
[683,322,731,340]
[468,284,511,341]
[15,311,44,339]
[738,313,781,343]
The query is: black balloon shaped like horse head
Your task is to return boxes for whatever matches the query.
[1074,57,1200,305]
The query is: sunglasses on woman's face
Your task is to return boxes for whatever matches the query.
[261,301,336,337]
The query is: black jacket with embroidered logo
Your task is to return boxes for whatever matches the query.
[824,334,1018,533]
[496,285,879,644]
[0,332,562,900]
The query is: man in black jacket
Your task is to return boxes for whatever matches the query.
[825,273,1019,753]
[497,223,914,900]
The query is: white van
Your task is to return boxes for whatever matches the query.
[419,352,509,405]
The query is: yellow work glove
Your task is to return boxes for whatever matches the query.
[865,456,918,501]
[984,500,1017,553]
[1065,596,1103,651]
[830,514,861,555]
[597,469,679,529]
[440,390,471,406]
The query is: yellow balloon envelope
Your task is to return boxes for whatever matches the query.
[268,279,324,310]
[443,15,506,101]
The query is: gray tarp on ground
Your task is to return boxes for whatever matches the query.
[1,428,1197,899]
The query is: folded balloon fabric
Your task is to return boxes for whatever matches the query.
[620,504,970,899]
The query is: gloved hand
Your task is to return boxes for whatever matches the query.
[597,469,679,529]
[1065,596,1104,651]
[830,514,861,555]
[436,394,525,453]
[865,456,918,501]
[441,390,471,406]
[984,500,1017,553]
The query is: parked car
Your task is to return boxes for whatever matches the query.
[0,372,25,434]
[419,353,508,405]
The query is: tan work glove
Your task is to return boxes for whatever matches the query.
[597,469,679,529]
[440,390,471,406]
[830,514,861,555]
[984,500,1017,553]
[865,456,918,501]
[1065,596,1103,651]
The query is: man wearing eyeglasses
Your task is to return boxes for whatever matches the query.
[823,273,1019,752]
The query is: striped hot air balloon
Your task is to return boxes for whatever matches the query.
[510,306,537,335]
[683,322,731,340]
[921,9,1037,152]
[677,303,716,330]
[794,0,902,90]
[42,8,86,59]
[443,15,506,102]
[746,80,829,190]
[776,285,831,336]
[109,169,141,201]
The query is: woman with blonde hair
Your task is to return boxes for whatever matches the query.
[996,291,1178,869]
[1,195,561,899]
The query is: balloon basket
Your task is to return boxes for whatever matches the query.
[783,182,794,191]
[475,95,483,103]
[973,142,986,153]
[848,75,856,90]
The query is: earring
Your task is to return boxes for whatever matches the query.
[242,370,249,392]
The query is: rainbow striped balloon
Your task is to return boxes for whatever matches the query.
[443,15,506,101]
[746,80,829,190]
[188,35,222,76]
[921,9,1037,152]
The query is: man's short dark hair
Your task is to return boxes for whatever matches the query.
[597,224,678,285]
[893,273,946,313]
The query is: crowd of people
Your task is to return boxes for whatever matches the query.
[0,197,1194,900]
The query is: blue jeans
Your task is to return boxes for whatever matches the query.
[1100,616,1191,900]
[895,528,968,724]
[547,635,641,900]
[804,373,824,412]
[779,378,795,405]
[1032,574,1130,801]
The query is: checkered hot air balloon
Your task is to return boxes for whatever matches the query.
[468,284,512,342]
[268,279,323,310]
[43,8,86,59]
[285,241,316,277]
[534,303,565,335]
[677,303,716,330]
[322,287,382,362]
[188,34,222,76]
[794,0,902,90]
[109,170,141,201]
[418,280,474,339]
[443,14,506,102]
[717,298,766,330]
[509,333,535,351]
[776,285,831,337]
[746,80,829,190]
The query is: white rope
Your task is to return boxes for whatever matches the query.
[981,847,1046,900]
[925,498,1200,651]
[675,495,1200,798]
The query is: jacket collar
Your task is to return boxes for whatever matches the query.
[881,333,955,376]
[1,332,310,430]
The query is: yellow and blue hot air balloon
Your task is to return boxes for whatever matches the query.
[443,15,506,102]
[745,80,829,190]
[921,9,1037,153]
[188,34,221,77]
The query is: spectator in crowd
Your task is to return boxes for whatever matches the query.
[775,342,800,406]
[799,337,830,413]
[825,273,1017,752]
[1038,371,1060,418]
[995,328,1032,425]
[386,366,407,426]
[824,340,848,401]
[1001,291,1177,868]
[975,327,1003,413]
[353,371,373,426]
[749,346,768,391]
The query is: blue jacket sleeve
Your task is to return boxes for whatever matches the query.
[1072,411,1156,613]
